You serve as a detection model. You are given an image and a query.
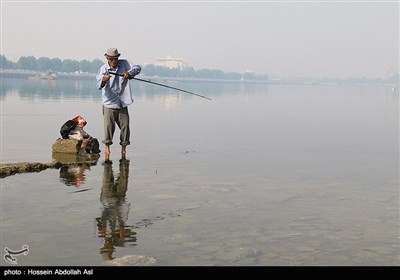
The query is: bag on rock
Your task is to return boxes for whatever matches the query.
[60,120,79,139]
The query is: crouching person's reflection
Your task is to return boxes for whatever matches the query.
[95,159,136,260]
[59,163,91,188]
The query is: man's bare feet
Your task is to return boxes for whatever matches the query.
[105,144,110,161]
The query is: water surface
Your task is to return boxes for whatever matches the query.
[1,78,398,266]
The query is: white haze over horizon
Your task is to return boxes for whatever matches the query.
[1,0,399,78]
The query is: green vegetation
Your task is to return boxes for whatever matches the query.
[2,54,398,84]
[0,55,103,74]
[0,55,268,81]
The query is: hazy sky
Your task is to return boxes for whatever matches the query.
[1,0,399,78]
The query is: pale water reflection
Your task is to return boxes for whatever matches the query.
[0,78,398,265]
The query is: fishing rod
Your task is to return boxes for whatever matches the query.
[108,71,212,100]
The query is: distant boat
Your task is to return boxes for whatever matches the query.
[29,71,57,80]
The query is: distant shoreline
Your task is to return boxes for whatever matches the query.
[0,69,397,86]
[1,69,269,84]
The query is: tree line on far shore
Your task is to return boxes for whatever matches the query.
[0,55,268,81]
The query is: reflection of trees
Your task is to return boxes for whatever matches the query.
[95,159,136,260]
[1,77,268,103]
[0,78,100,101]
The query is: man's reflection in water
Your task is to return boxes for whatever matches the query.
[95,159,137,260]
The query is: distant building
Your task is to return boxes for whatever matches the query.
[155,55,185,70]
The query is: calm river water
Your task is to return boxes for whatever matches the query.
[0,77,398,266]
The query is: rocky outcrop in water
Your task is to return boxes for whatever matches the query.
[106,255,157,266]
[0,162,63,178]
[1,139,101,179]
[52,138,100,155]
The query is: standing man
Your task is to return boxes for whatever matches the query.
[96,48,141,161]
